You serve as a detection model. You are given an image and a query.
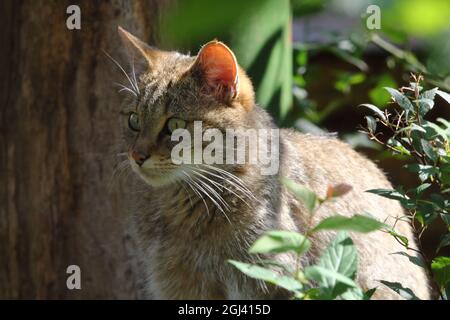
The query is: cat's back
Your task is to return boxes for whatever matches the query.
[279,129,431,299]
[280,128,404,233]
[281,129,391,193]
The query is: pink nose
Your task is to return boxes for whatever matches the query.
[131,150,149,166]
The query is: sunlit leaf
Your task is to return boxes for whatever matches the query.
[366,188,409,201]
[282,178,317,213]
[311,215,384,233]
[420,139,438,162]
[365,116,377,133]
[386,229,409,247]
[359,104,386,121]
[384,87,414,112]
[305,266,358,290]
[431,256,450,288]
[228,260,303,292]
[379,280,420,300]
[436,90,450,104]
[249,230,311,255]
[305,232,361,298]
[363,287,377,300]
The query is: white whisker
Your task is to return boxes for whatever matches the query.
[182,171,210,217]
[188,171,232,224]
[191,168,252,208]
[130,56,140,95]
[103,50,139,95]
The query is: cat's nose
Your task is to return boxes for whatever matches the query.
[131,150,149,166]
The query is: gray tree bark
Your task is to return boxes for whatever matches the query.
[0,0,164,299]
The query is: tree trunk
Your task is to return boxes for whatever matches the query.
[0,0,164,299]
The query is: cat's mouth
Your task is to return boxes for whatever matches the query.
[129,158,181,187]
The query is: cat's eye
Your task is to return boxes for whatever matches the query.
[128,112,140,131]
[167,118,186,133]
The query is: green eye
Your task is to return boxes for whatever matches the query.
[128,112,140,131]
[167,118,186,133]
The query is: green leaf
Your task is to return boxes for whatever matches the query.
[431,256,450,288]
[405,164,439,182]
[384,87,414,112]
[410,123,427,133]
[440,213,450,226]
[386,229,409,247]
[413,183,431,195]
[257,259,294,274]
[415,98,434,116]
[300,288,322,300]
[307,232,360,298]
[391,252,426,268]
[228,260,303,292]
[409,82,423,93]
[318,232,357,280]
[420,139,438,163]
[379,280,420,300]
[340,287,365,300]
[387,138,411,156]
[305,265,358,289]
[416,201,439,225]
[420,87,438,99]
[423,121,449,140]
[282,178,318,213]
[296,50,308,67]
[436,90,450,104]
[366,188,409,201]
[311,214,384,233]
[417,87,438,116]
[363,287,377,300]
[249,230,311,255]
[365,116,377,133]
[437,117,450,130]
[359,104,386,121]
[437,234,450,253]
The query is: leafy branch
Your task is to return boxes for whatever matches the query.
[361,75,450,299]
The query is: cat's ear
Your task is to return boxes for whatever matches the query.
[117,26,161,71]
[192,40,239,102]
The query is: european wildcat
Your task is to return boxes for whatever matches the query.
[115,27,431,299]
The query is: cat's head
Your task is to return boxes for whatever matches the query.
[116,27,256,187]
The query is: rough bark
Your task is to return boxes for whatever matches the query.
[0,0,164,299]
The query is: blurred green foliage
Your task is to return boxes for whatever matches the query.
[160,0,292,120]
[382,0,450,37]
[159,0,450,129]
[290,0,450,151]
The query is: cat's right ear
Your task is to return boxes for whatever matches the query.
[117,26,161,72]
